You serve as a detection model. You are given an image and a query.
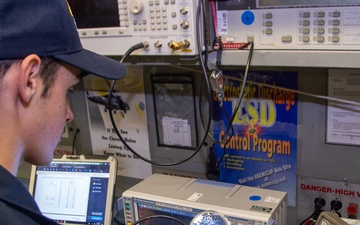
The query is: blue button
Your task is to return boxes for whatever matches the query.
[249,195,261,201]
[90,216,103,221]
[242,11,255,25]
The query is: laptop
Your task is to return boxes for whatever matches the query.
[28,154,118,225]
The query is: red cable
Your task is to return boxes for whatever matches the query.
[210,0,218,37]
[304,219,314,225]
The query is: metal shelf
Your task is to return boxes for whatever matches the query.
[220,50,360,68]
[116,50,360,69]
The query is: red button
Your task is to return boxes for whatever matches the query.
[347,203,358,216]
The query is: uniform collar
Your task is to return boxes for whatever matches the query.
[0,165,40,213]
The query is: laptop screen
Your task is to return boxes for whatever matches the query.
[28,155,117,225]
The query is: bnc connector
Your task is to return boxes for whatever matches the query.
[168,39,190,51]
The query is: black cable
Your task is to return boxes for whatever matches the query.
[201,0,209,66]
[199,81,235,145]
[199,2,254,179]
[107,2,213,166]
[216,145,226,171]
[199,40,254,146]
[197,0,214,141]
[199,0,232,180]
[298,214,314,225]
[72,128,80,155]
[132,215,187,225]
[204,105,233,180]
[215,110,233,171]
[195,0,223,177]
[330,200,343,217]
[202,42,254,179]
[108,72,210,166]
[120,41,149,64]
[113,217,125,225]
[299,197,326,225]
[206,145,219,180]
[221,41,254,142]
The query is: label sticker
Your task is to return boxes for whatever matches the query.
[187,193,203,202]
[265,196,281,204]
[250,205,272,213]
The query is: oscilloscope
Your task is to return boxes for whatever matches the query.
[122,173,288,225]
[67,0,200,56]
[68,0,360,57]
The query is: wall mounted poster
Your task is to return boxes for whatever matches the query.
[84,67,152,179]
[213,70,298,206]
[327,69,360,146]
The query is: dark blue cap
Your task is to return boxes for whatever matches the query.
[0,0,127,80]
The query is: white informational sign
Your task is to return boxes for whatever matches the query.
[84,68,152,179]
[217,10,228,35]
[327,69,360,146]
[162,117,191,147]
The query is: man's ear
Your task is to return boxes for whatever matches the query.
[18,54,42,103]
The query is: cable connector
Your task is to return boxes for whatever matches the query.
[206,146,219,180]
[141,41,149,48]
[120,41,150,63]
[168,39,190,51]
[213,36,222,51]
[312,197,326,220]
[314,197,326,210]
[331,199,343,217]
[209,69,224,106]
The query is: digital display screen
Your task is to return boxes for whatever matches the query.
[217,0,256,10]
[67,0,120,29]
[137,203,195,225]
[33,162,111,224]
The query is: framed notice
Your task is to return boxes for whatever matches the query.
[151,74,198,150]
[326,69,360,146]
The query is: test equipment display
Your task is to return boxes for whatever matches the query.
[218,0,360,50]
[68,0,360,57]
[122,174,288,225]
[68,0,199,56]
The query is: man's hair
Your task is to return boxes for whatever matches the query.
[0,57,60,97]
